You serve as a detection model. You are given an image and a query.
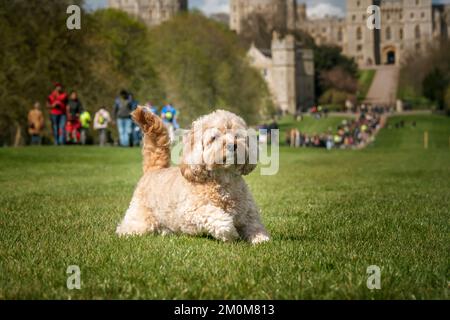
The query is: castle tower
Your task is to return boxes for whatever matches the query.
[230,0,298,34]
[286,0,297,31]
[346,0,377,66]
[109,0,140,16]
[296,3,307,27]
[295,46,315,112]
[345,0,437,66]
[271,32,297,114]
[108,0,188,26]
[229,0,243,33]
[433,4,450,39]
[402,0,433,54]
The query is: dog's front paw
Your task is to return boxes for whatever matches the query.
[116,225,137,237]
[249,233,270,245]
[116,221,153,237]
[212,225,240,242]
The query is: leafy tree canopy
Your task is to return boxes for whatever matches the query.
[0,2,272,144]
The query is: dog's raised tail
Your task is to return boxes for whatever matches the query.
[132,106,171,173]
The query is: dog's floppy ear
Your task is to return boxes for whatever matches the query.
[238,134,257,176]
[180,129,209,183]
[238,163,257,176]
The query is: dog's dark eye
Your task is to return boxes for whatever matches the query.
[210,134,219,142]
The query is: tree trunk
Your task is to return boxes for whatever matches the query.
[14,122,23,147]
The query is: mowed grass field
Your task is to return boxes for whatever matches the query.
[278,115,352,141]
[0,115,449,299]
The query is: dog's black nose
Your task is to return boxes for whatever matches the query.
[227,144,236,152]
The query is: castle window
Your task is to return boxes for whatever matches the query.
[416,0,420,5]
[415,25,421,39]
[410,12,414,19]
[387,14,390,20]
[338,28,343,42]
[352,14,356,21]
[421,12,425,18]
[362,14,366,21]
[399,28,404,40]
[386,27,391,40]
[356,27,362,40]
[416,43,421,51]
[357,1,360,7]
[357,45,362,52]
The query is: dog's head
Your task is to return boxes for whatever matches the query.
[180,110,256,182]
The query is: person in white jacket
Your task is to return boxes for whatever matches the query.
[94,107,112,146]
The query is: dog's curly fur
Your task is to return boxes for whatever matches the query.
[116,106,270,244]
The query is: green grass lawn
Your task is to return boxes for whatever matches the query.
[358,69,376,102]
[278,115,352,143]
[0,115,449,299]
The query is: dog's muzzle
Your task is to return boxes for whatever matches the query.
[227,143,237,152]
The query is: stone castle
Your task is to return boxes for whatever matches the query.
[108,0,188,26]
[231,0,450,67]
[247,33,315,114]
[233,0,450,114]
[108,0,450,114]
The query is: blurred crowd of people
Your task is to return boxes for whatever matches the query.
[257,120,279,144]
[286,109,383,150]
[309,105,329,119]
[27,83,179,146]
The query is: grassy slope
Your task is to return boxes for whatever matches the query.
[0,115,449,299]
[278,115,352,143]
[358,69,376,102]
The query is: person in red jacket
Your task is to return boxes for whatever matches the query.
[47,83,68,145]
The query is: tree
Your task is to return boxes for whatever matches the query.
[148,13,273,125]
[83,9,163,109]
[0,5,272,145]
[320,66,358,94]
[0,0,87,145]
[423,68,449,110]
[314,45,358,77]
[445,85,450,115]
[399,40,450,109]
[313,45,358,105]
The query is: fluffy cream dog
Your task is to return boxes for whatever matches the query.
[116,106,270,244]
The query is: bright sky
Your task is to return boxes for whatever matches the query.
[85,0,450,18]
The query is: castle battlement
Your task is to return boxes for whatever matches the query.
[271,33,295,51]
[108,0,188,26]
